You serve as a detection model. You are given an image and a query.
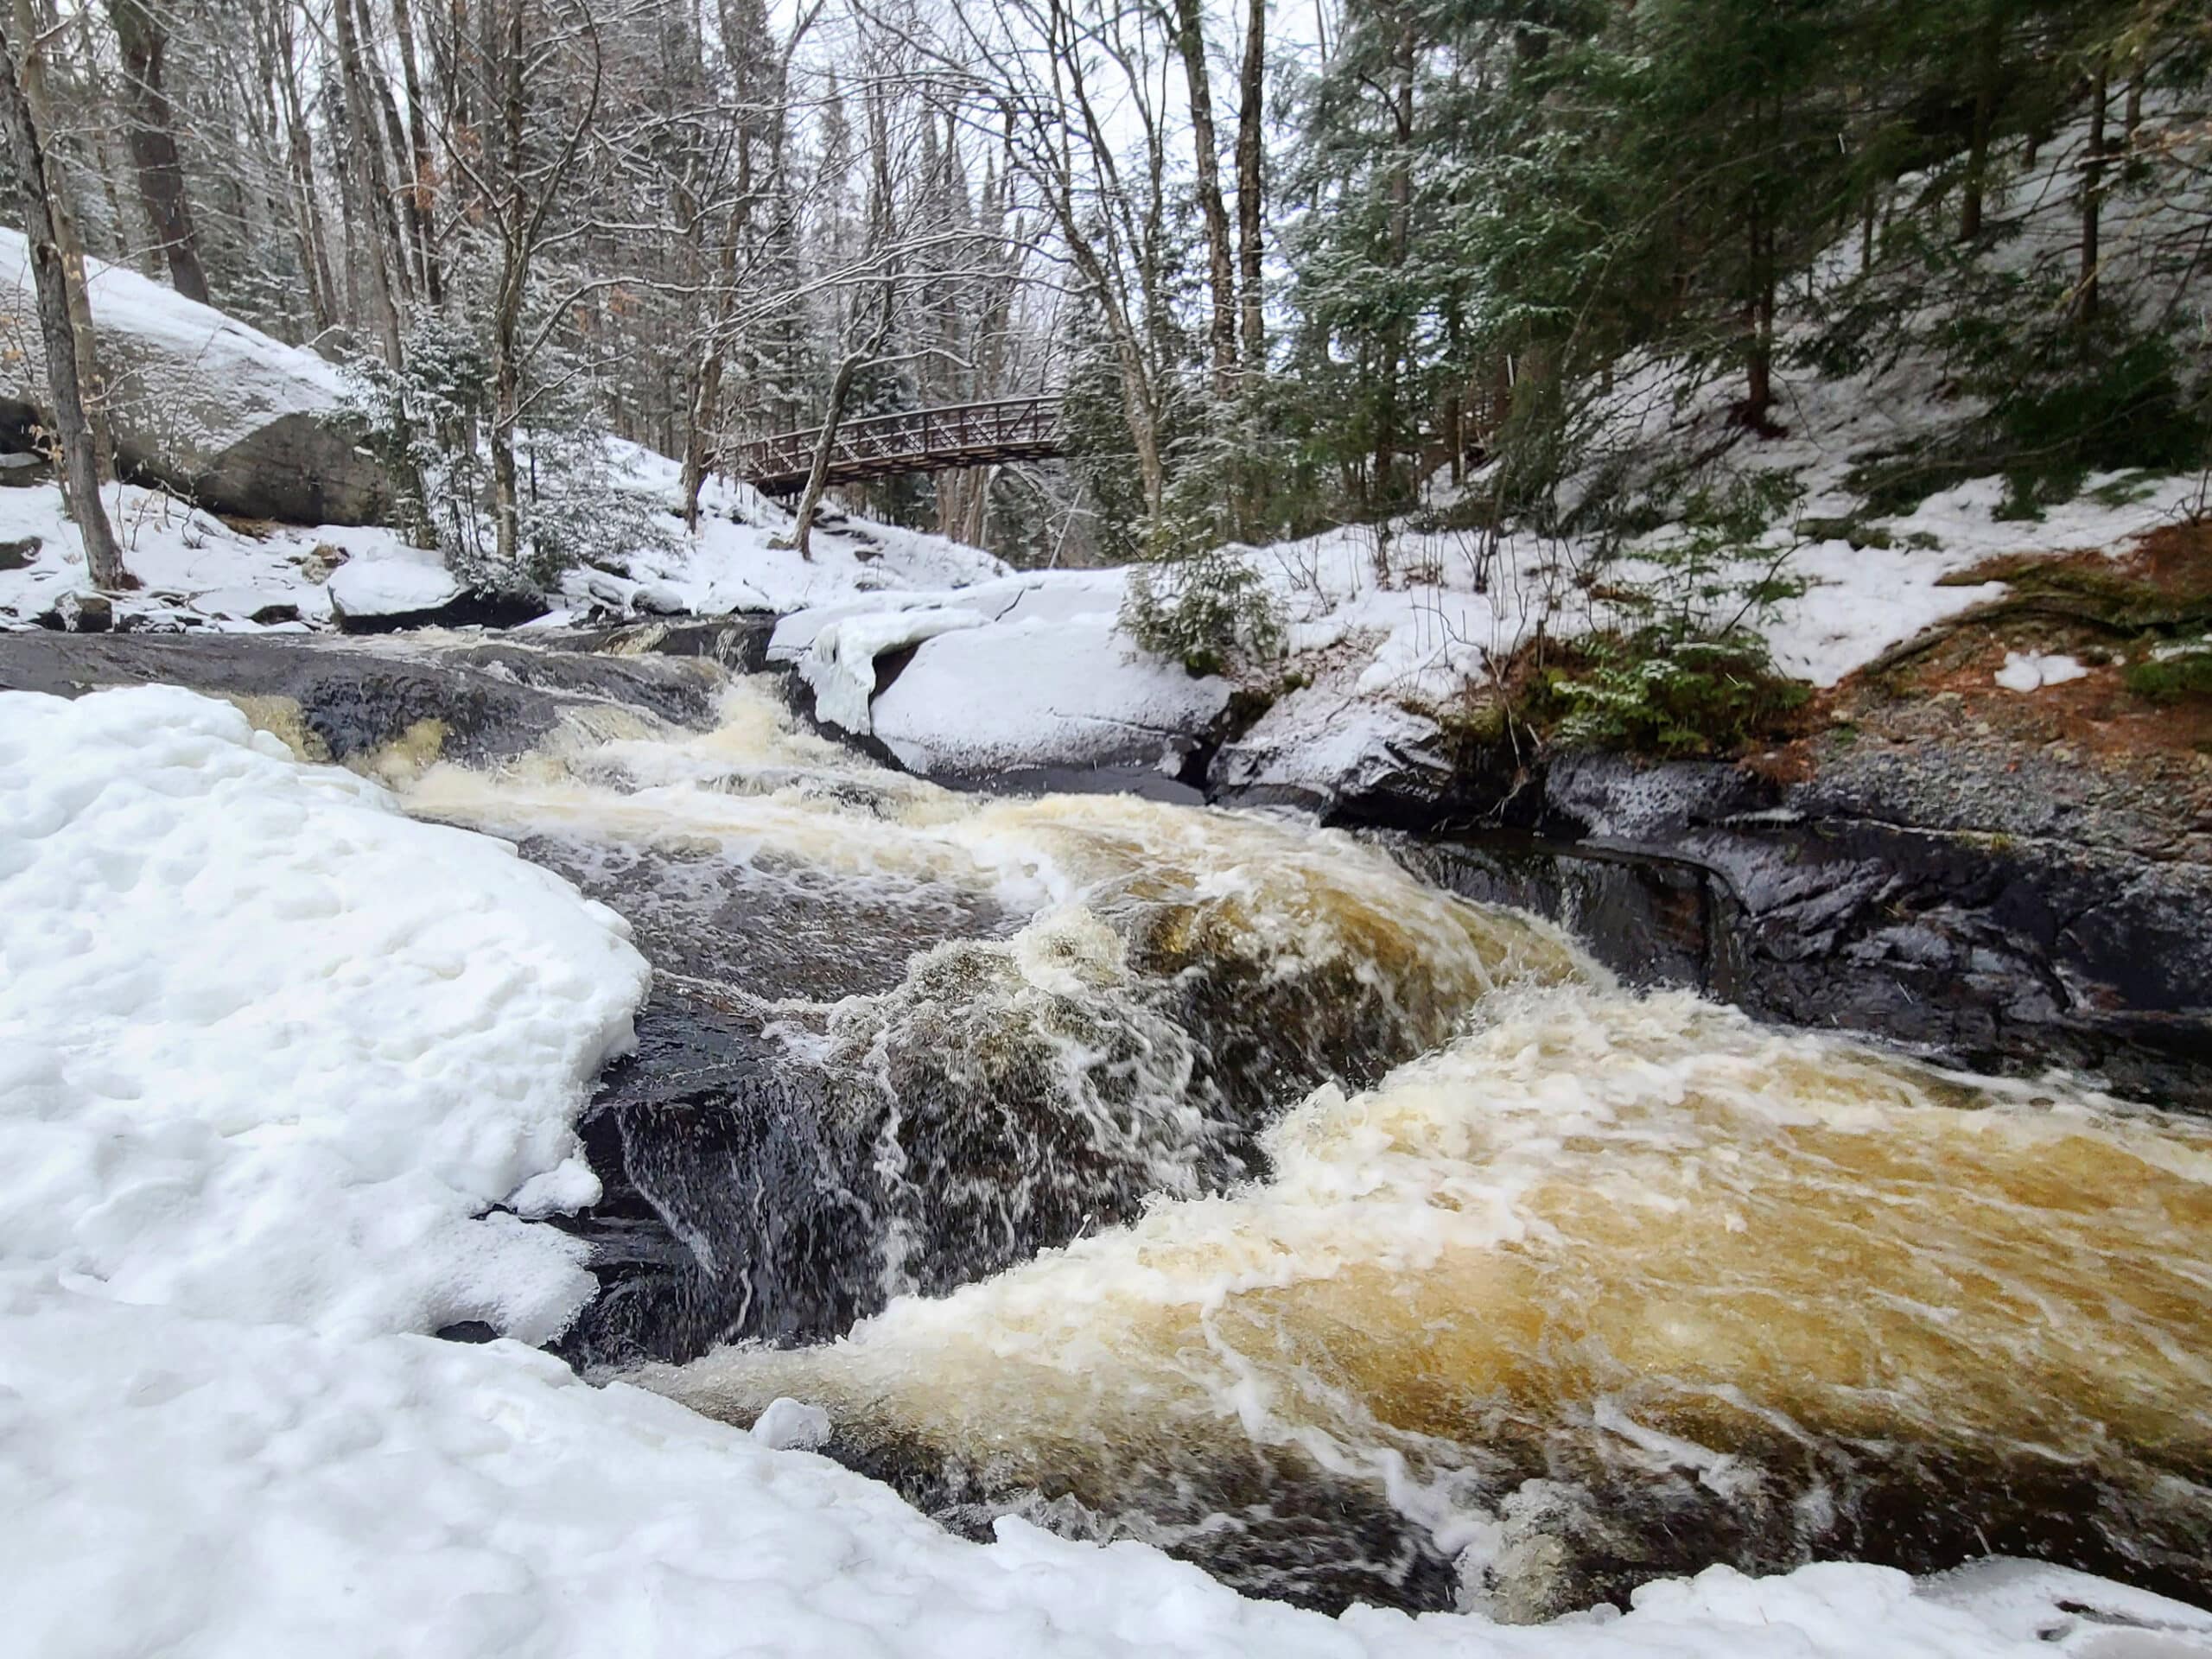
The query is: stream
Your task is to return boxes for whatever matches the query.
[6,628,2202,1625]
[373,664,2212,1624]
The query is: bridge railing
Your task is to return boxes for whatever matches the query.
[735,396,1059,491]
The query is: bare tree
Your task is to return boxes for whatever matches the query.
[104,0,209,302]
[0,0,125,589]
[1235,0,1263,367]
[1167,0,1236,397]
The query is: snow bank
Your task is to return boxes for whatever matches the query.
[5,1287,2202,1659]
[0,477,475,632]
[0,686,649,1338]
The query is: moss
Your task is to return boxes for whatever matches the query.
[1936,558,2212,634]
[2126,650,2212,704]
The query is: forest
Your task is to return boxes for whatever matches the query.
[0,0,2207,626]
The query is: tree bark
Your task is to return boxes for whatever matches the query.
[1235,0,1264,368]
[1169,0,1236,398]
[264,0,338,330]
[793,290,893,560]
[488,0,528,577]
[104,0,210,302]
[389,0,444,306]
[333,0,408,362]
[1372,10,1414,502]
[2081,57,2107,327]
[0,4,125,588]
[1960,10,1999,243]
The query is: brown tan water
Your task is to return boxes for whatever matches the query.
[372,674,2212,1620]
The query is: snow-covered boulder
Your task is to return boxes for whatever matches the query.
[799,605,988,734]
[0,230,389,525]
[777,571,1233,774]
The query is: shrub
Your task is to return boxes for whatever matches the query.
[1122,549,1285,677]
[1543,628,1812,757]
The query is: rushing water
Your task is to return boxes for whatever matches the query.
[374,671,2212,1623]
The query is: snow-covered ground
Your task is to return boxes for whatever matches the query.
[4,683,2209,1658]
[0,444,1003,633]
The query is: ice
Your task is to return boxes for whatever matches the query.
[801,604,988,734]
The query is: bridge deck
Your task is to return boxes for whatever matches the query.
[734,396,1060,496]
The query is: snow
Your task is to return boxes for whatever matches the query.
[0,476,453,630]
[1994,651,2091,693]
[0,686,648,1338]
[751,1395,836,1451]
[774,569,1234,772]
[0,226,347,455]
[327,543,465,619]
[2,686,2208,1658]
[1213,684,1446,806]
[0,435,1007,635]
[801,604,988,734]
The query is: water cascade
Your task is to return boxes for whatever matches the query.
[386,671,2212,1622]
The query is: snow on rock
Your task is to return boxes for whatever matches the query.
[1211,685,1448,807]
[800,605,988,734]
[811,571,1227,773]
[0,230,388,524]
[0,685,649,1340]
[327,545,466,623]
[775,570,1232,773]
[750,1395,835,1451]
[1993,651,2091,693]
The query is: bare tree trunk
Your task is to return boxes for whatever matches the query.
[390,0,444,306]
[1235,0,1264,368]
[104,0,210,302]
[264,0,337,331]
[1373,10,1414,501]
[488,0,528,576]
[1960,10,1999,242]
[793,290,893,560]
[1169,0,1236,398]
[2081,57,2107,327]
[0,3,124,588]
[682,132,753,530]
[334,0,408,362]
[354,0,429,303]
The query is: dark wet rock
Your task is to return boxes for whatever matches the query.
[0,629,728,764]
[35,591,112,633]
[434,1320,501,1344]
[1272,741,2212,1111]
[556,614,777,674]
[330,586,550,634]
[0,533,38,569]
[0,449,52,486]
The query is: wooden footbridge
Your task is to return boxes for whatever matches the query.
[734,396,1061,496]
